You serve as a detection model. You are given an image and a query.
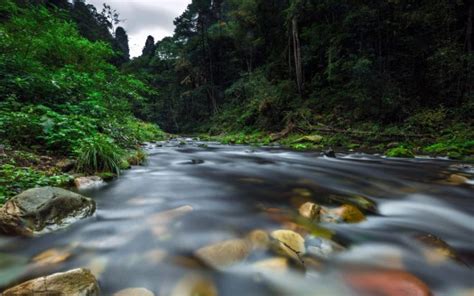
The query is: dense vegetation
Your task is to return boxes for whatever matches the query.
[0,0,163,202]
[127,0,473,156]
[1,0,473,201]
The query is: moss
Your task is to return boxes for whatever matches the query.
[385,146,415,158]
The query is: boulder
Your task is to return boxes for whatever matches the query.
[0,187,95,235]
[3,268,99,296]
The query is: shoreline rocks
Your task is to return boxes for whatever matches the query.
[3,268,100,296]
[0,187,95,236]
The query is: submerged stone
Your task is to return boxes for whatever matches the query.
[271,229,306,260]
[3,268,99,296]
[323,204,366,223]
[170,274,218,296]
[344,270,431,296]
[195,238,251,269]
[74,176,105,189]
[0,187,95,235]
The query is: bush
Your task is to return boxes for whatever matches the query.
[74,134,124,174]
[385,146,414,158]
[0,164,73,203]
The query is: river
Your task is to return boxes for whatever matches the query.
[1,138,473,295]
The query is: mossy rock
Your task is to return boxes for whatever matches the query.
[385,146,414,158]
[329,204,366,223]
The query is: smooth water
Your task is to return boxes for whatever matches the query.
[1,139,473,295]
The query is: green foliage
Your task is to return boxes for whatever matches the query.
[385,146,415,158]
[74,134,124,174]
[127,149,147,166]
[0,164,73,204]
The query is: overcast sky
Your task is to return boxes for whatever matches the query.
[87,0,190,57]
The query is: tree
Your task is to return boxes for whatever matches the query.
[115,26,129,62]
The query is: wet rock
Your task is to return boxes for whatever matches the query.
[323,204,366,223]
[298,202,321,221]
[324,149,336,158]
[74,176,104,189]
[344,270,431,296]
[3,268,99,296]
[252,257,289,273]
[56,159,76,172]
[415,234,462,264]
[247,229,270,250]
[305,235,344,259]
[447,174,469,185]
[170,273,218,296]
[114,287,155,296]
[270,230,306,261]
[329,194,377,212]
[0,187,95,235]
[33,248,71,266]
[195,238,251,269]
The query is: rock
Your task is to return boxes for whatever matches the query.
[146,205,193,226]
[3,268,99,296]
[270,230,306,260]
[86,256,108,278]
[114,287,155,296]
[447,174,468,185]
[0,187,95,235]
[294,135,323,144]
[74,176,104,189]
[344,270,431,296]
[33,248,71,266]
[324,149,336,158]
[252,257,289,273]
[305,235,344,259]
[170,274,218,296]
[323,204,366,223]
[195,238,251,269]
[415,234,462,264]
[56,159,76,172]
[298,202,321,221]
[247,229,270,250]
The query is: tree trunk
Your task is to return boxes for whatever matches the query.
[292,17,304,95]
[467,0,473,53]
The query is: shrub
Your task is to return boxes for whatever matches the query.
[127,149,147,166]
[74,134,123,174]
[0,164,73,203]
[385,146,415,158]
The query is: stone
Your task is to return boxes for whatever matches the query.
[246,229,270,250]
[270,230,306,260]
[195,239,251,269]
[56,159,76,172]
[416,234,462,264]
[74,176,104,189]
[170,274,218,296]
[447,174,468,185]
[33,248,71,266]
[3,268,99,296]
[344,270,431,296]
[323,204,365,223]
[114,287,155,296]
[252,257,289,273]
[298,202,321,221]
[0,187,95,235]
[324,149,336,158]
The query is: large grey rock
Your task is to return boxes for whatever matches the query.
[3,268,99,296]
[0,187,95,235]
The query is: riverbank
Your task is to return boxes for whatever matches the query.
[198,119,474,161]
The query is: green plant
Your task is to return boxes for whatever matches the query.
[74,134,124,174]
[127,149,147,166]
[385,146,415,158]
[0,164,73,203]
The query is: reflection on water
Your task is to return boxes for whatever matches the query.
[1,139,473,295]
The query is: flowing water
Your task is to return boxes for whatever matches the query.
[1,139,473,295]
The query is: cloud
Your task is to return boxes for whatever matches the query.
[86,0,190,57]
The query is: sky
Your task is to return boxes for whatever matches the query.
[87,0,191,57]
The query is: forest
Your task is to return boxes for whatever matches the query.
[0,1,473,295]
